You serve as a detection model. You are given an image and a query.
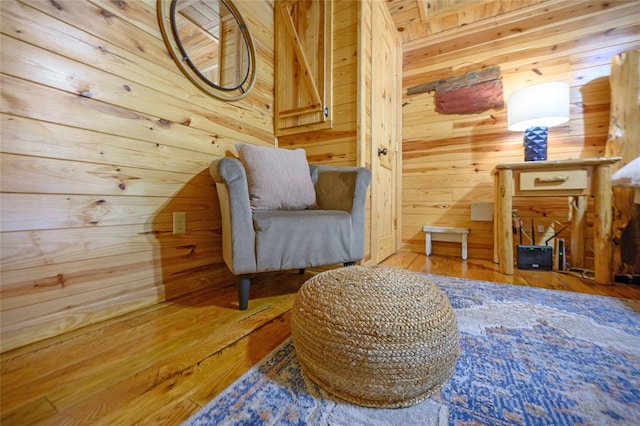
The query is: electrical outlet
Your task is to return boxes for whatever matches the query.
[537,224,545,233]
[173,212,186,234]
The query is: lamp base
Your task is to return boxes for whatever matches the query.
[523,126,548,161]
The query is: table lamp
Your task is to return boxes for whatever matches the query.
[507,82,570,161]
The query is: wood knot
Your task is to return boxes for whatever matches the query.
[177,244,196,258]
[100,9,115,19]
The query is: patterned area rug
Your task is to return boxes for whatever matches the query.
[184,275,640,425]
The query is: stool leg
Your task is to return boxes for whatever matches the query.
[462,234,468,260]
[425,232,432,256]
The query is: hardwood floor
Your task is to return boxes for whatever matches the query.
[2,253,639,425]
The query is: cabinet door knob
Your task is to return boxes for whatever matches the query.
[378,148,388,156]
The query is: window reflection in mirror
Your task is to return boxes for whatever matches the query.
[158,0,256,101]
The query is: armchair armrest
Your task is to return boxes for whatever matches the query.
[310,165,372,261]
[210,157,256,274]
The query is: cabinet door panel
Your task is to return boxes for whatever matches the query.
[275,0,332,135]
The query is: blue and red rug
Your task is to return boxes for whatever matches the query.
[184,275,640,425]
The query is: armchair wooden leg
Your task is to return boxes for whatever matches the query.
[237,274,250,310]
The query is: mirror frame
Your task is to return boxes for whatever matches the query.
[157,0,257,101]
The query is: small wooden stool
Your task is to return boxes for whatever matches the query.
[422,226,470,260]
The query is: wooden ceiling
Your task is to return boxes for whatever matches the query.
[385,0,547,44]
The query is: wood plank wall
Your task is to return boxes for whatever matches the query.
[401,0,640,265]
[0,0,275,352]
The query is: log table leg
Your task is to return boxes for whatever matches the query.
[497,169,514,275]
[494,172,500,264]
[594,164,614,284]
[570,195,587,269]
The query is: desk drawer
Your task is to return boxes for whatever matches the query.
[520,170,588,191]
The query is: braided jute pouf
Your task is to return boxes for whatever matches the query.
[291,265,459,408]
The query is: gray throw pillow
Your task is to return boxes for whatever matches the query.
[236,143,317,210]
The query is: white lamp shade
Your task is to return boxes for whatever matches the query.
[507,82,570,131]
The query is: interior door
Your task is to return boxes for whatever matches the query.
[370,0,400,263]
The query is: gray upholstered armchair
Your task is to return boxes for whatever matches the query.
[210,146,371,310]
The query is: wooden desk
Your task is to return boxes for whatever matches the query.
[493,157,621,284]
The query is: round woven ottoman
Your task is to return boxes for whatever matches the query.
[291,265,459,408]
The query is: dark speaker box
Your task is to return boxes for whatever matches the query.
[517,245,553,270]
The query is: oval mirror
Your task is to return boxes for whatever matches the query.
[158,0,256,101]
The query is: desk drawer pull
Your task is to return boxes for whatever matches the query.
[520,170,588,191]
[535,176,568,184]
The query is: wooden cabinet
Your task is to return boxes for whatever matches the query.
[274,0,333,136]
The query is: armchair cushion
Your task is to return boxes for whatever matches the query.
[253,210,352,271]
[236,143,317,211]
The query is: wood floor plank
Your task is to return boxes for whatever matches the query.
[0,396,57,425]
[1,254,637,425]
[144,398,201,426]
[56,288,298,416]
[188,313,292,407]
[91,313,293,426]
[2,285,237,412]
[1,270,305,421]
